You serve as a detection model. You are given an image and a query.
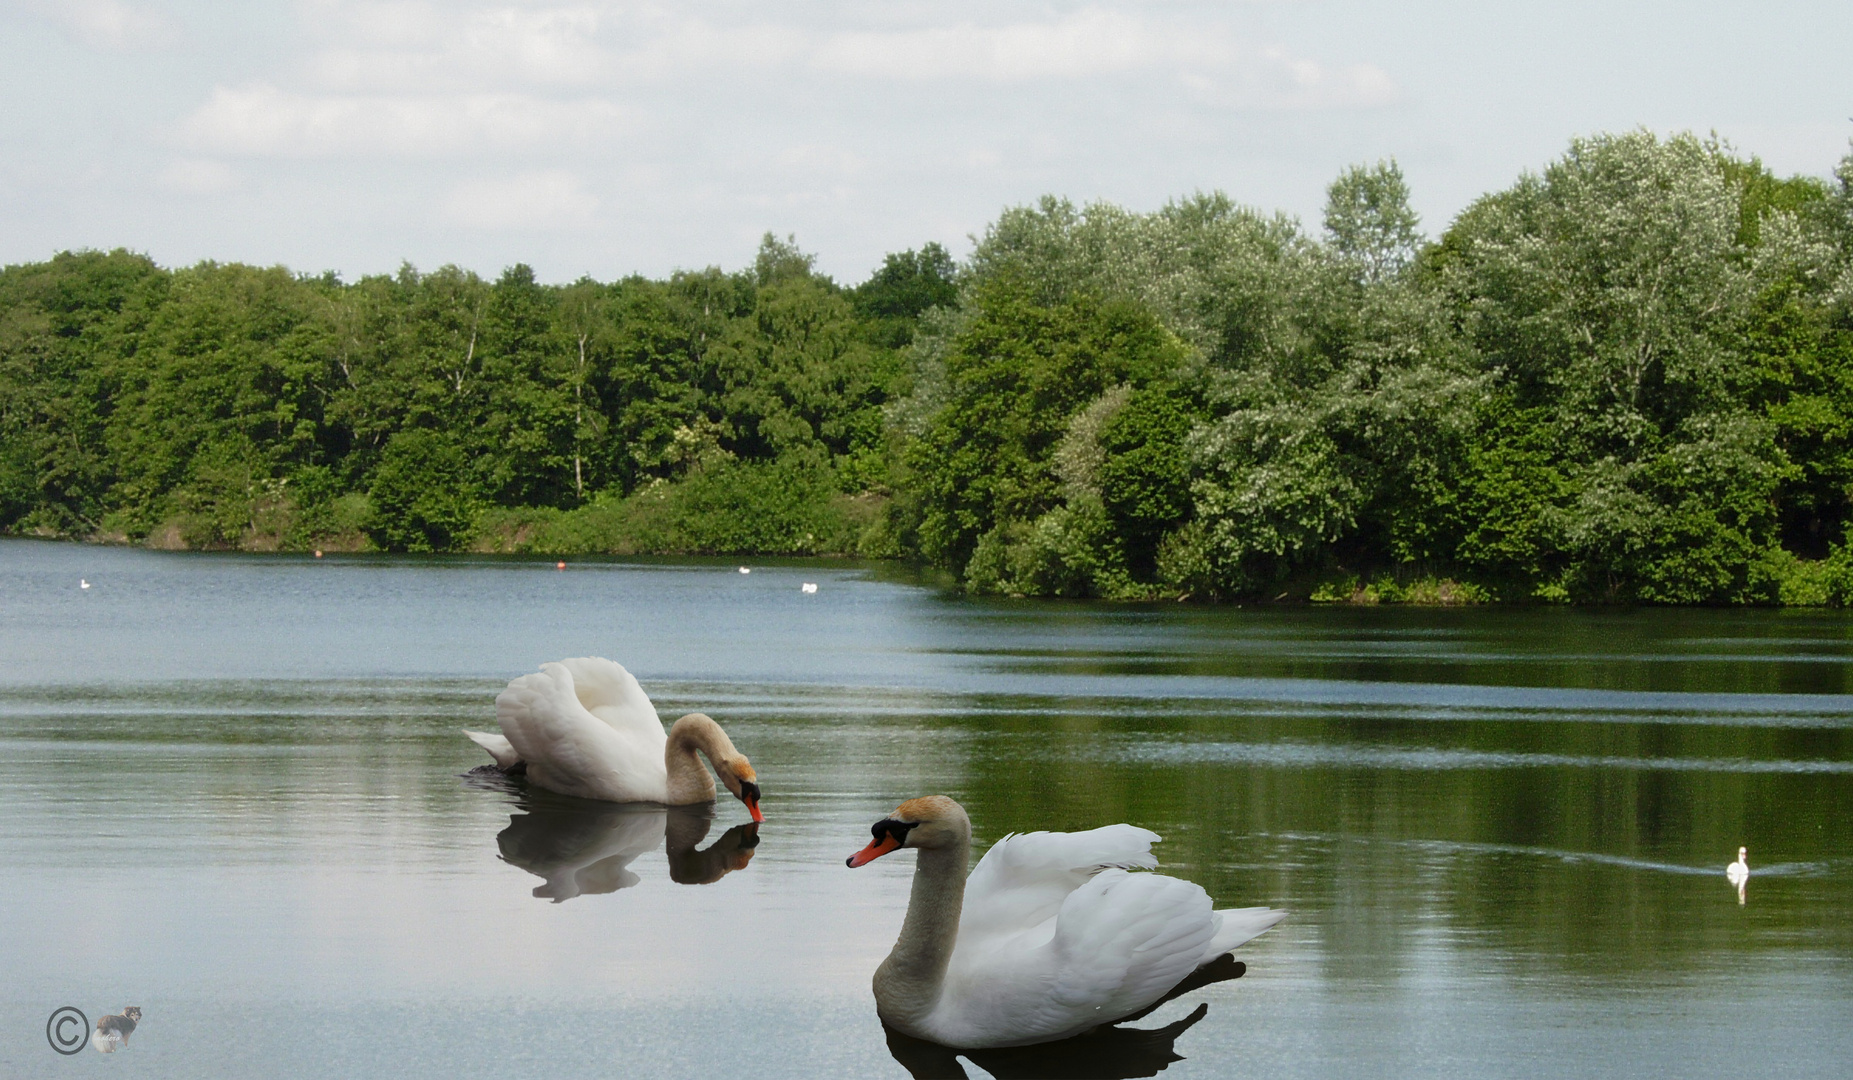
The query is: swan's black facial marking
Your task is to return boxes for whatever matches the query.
[871,818,919,847]
[738,780,761,804]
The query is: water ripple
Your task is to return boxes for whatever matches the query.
[1112,739,1853,773]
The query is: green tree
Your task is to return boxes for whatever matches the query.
[906,274,1191,591]
[366,428,479,551]
[101,261,337,539]
[851,243,959,349]
[1324,160,1422,285]
[0,250,162,532]
[1437,131,1779,601]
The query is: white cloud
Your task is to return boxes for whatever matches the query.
[810,10,1397,108]
[439,169,599,229]
[812,9,1225,82]
[273,3,1397,98]
[299,0,447,49]
[301,3,612,91]
[295,5,809,91]
[178,83,632,158]
[156,159,239,195]
[26,0,179,51]
[1180,48,1399,110]
[168,4,1394,163]
[604,19,808,83]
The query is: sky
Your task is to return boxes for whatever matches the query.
[2,0,1850,284]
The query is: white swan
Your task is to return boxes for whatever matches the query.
[462,657,762,820]
[846,795,1285,1048]
[1726,846,1749,885]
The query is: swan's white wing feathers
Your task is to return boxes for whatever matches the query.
[936,868,1219,1046]
[463,729,521,769]
[554,657,666,745]
[1047,869,1218,1019]
[961,825,1160,940]
[495,663,667,802]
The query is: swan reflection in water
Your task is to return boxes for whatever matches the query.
[883,958,1245,1079]
[494,795,760,902]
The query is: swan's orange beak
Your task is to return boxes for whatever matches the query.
[847,833,901,867]
[737,780,764,823]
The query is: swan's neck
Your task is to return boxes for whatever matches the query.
[874,840,968,1028]
[664,713,727,805]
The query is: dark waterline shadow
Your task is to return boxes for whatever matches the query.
[882,958,1244,1079]
[884,1004,1214,1080]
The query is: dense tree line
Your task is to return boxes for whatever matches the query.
[4,131,1853,603]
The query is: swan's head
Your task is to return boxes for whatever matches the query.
[1739,846,1748,861]
[718,758,765,823]
[846,796,969,867]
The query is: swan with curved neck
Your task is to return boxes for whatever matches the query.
[847,795,1284,1048]
[463,657,762,820]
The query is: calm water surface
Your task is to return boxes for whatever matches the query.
[2,538,1850,1078]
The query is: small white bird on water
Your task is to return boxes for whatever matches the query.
[738,567,751,574]
[801,582,818,593]
[1727,846,1749,905]
[79,579,90,589]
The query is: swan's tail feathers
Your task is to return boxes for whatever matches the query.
[463,729,522,770]
[1207,906,1287,955]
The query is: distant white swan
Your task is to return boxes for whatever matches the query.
[463,657,762,820]
[1726,846,1749,886]
[79,579,90,589]
[846,795,1285,1048]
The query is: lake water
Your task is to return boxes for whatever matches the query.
[2,537,1850,1078]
